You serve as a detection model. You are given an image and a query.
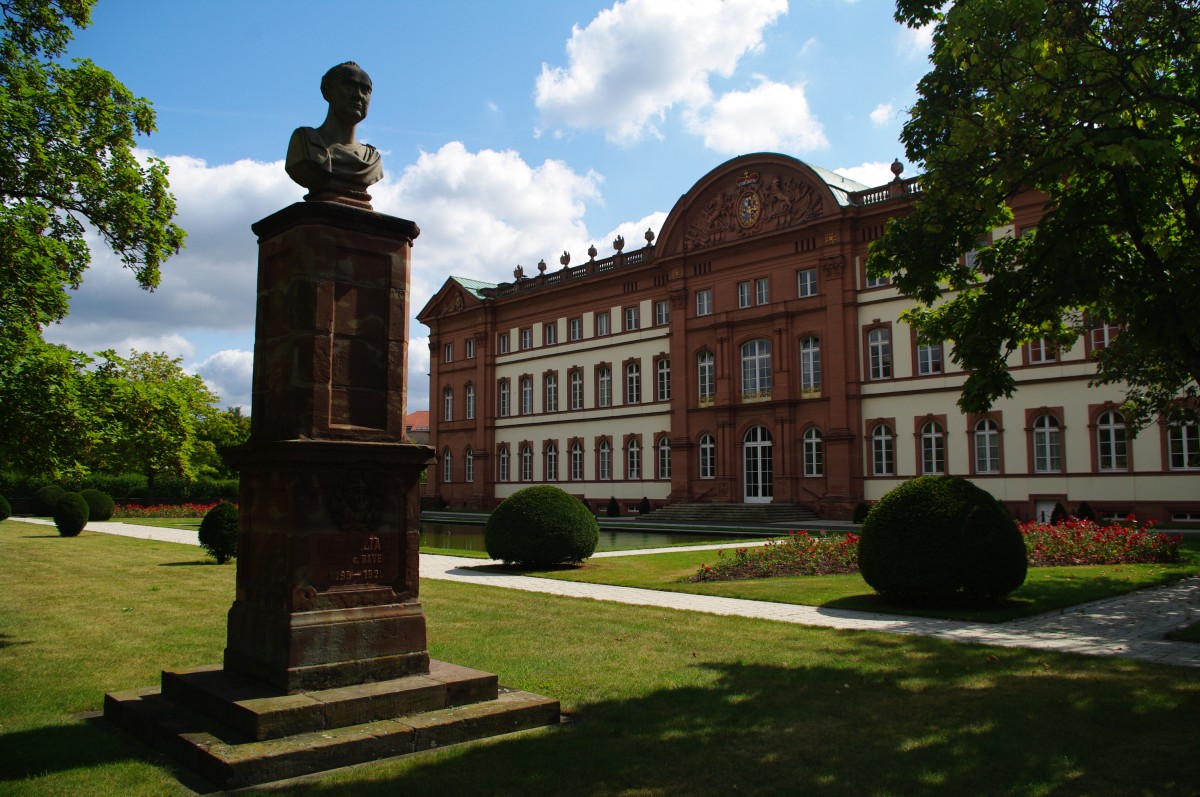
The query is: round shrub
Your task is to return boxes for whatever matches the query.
[858,475,1027,606]
[486,485,600,567]
[80,489,115,522]
[33,485,66,516]
[198,501,239,564]
[53,492,90,537]
[852,502,871,524]
[0,494,10,521]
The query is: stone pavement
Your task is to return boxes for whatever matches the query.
[18,518,1200,668]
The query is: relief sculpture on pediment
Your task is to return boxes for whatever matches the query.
[684,171,824,251]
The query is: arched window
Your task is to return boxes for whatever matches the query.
[803,427,823,477]
[570,441,584,480]
[598,439,612,480]
[498,445,510,481]
[627,438,641,479]
[570,370,583,410]
[656,358,671,401]
[442,448,452,482]
[520,377,533,415]
[545,443,558,481]
[465,383,475,419]
[973,418,1000,474]
[464,447,474,482]
[598,366,612,407]
[657,437,671,479]
[443,387,453,421]
[697,350,715,406]
[626,362,641,404]
[545,374,558,413]
[1033,414,1062,473]
[743,425,774,501]
[872,424,894,476]
[1096,411,1127,471]
[800,337,821,397]
[920,420,945,474]
[520,444,533,481]
[741,339,772,399]
[498,380,510,417]
[699,433,715,479]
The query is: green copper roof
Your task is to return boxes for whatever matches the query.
[808,164,871,207]
[451,276,497,300]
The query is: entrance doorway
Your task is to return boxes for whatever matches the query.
[743,425,773,503]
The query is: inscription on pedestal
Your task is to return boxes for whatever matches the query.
[314,533,400,591]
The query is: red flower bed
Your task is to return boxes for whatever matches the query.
[1020,516,1182,566]
[689,531,860,582]
[113,502,230,519]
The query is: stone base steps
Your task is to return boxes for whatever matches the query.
[646,502,821,525]
[104,660,559,789]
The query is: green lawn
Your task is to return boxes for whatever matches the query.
[501,541,1200,622]
[3,518,1200,796]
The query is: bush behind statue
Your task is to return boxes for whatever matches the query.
[53,492,89,537]
[858,475,1027,605]
[198,501,239,564]
[33,485,66,516]
[486,485,600,567]
[80,488,115,522]
[0,494,10,521]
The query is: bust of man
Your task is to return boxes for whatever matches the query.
[286,62,383,207]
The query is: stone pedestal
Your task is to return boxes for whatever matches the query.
[105,201,559,788]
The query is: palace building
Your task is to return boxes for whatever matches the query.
[418,153,1200,523]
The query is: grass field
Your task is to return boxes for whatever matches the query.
[3,518,1199,796]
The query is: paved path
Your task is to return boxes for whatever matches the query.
[22,519,1200,668]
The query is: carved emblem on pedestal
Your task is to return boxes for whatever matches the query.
[328,472,384,532]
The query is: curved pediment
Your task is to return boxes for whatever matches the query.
[656,153,867,257]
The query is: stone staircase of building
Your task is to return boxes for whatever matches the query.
[644,502,821,525]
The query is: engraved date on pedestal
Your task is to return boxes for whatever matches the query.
[314,533,398,590]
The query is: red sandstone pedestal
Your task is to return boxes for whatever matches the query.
[104,202,559,788]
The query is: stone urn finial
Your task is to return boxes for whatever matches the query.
[613,234,625,253]
[891,158,904,179]
[644,228,655,245]
[587,244,597,261]
[559,251,570,267]
[537,258,547,274]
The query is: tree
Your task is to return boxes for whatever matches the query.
[0,0,185,350]
[90,350,218,498]
[0,338,99,478]
[870,0,1200,430]
[191,406,251,479]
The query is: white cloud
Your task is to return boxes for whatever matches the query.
[191,349,254,411]
[535,0,788,144]
[601,211,670,257]
[869,102,896,127]
[684,78,828,155]
[834,161,900,187]
[898,18,936,60]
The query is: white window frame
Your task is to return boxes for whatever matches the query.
[974,418,1000,474]
[737,281,751,308]
[699,434,715,479]
[465,338,475,359]
[520,377,533,415]
[917,341,943,375]
[656,359,671,402]
[545,374,558,413]
[740,339,772,399]
[570,441,584,480]
[803,427,823,477]
[498,380,510,417]
[697,351,715,406]
[696,289,713,316]
[655,300,669,326]
[755,277,769,305]
[1168,422,1200,471]
[598,366,612,407]
[570,371,583,410]
[1097,410,1127,471]
[800,337,820,397]
[568,317,583,341]
[596,311,611,336]
[626,362,641,404]
[544,322,557,345]
[465,384,475,419]
[442,448,452,483]
[443,343,453,363]
[868,328,892,380]
[920,421,945,474]
[657,438,671,479]
[1033,414,1062,473]
[443,386,453,421]
[627,439,641,480]
[545,443,558,482]
[624,306,639,332]
[797,268,817,297]
[520,445,533,482]
[465,447,474,482]
[872,425,894,476]
[599,439,612,480]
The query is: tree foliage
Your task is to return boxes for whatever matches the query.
[192,406,251,479]
[0,0,185,348]
[869,0,1200,429]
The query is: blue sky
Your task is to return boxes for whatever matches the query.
[45,0,934,412]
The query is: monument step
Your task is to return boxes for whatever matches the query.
[160,659,498,741]
[105,673,559,789]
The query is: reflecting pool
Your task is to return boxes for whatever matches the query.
[419,521,754,554]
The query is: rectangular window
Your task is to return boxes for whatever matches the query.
[442,343,453,362]
[755,277,769,305]
[568,317,582,341]
[696,289,713,316]
[596,311,610,336]
[1028,338,1056,364]
[654,300,669,326]
[498,332,510,354]
[865,272,890,288]
[797,268,817,297]
[868,328,892,380]
[624,306,639,331]
[465,385,475,419]
[544,323,557,345]
[737,281,751,308]
[697,352,715,407]
[465,338,475,359]
[917,341,943,375]
[520,328,532,350]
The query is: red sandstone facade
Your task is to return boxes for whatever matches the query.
[419,154,1200,523]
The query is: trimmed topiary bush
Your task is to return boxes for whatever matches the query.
[639,496,652,515]
[0,494,10,521]
[1076,501,1096,522]
[34,485,66,516]
[607,496,620,517]
[198,501,239,564]
[486,485,600,567]
[858,475,1027,606]
[53,492,89,537]
[1050,502,1069,525]
[79,489,115,522]
[852,502,871,524]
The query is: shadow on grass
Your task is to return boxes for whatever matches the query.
[0,633,30,650]
[255,645,1195,797]
[158,560,222,567]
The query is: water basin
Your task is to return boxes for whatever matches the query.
[420,521,755,555]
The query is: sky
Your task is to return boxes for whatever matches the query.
[44,0,935,413]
